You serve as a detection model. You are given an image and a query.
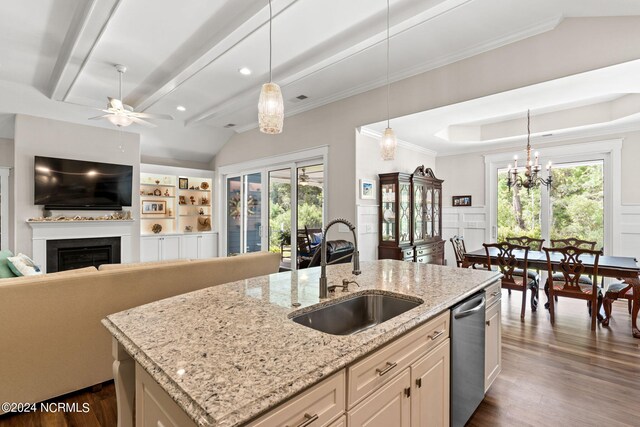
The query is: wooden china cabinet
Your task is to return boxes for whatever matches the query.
[378,166,445,265]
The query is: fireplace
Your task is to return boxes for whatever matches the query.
[46,237,121,273]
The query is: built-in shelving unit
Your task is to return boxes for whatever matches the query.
[139,164,217,262]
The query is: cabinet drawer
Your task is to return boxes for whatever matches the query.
[402,248,415,259]
[415,246,433,257]
[347,310,449,408]
[485,281,501,307]
[249,370,345,427]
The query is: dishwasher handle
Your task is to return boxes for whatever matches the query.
[453,296,486,319]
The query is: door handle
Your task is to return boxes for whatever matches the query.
[454,297,486,319]
[428,330,444,340]
[294,413,318,427]
[376,361,397,376]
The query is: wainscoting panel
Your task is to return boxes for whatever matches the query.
[357,204,379,262]
[620,204,640,262]
[442,206,488,267]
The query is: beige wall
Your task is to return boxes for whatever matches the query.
[355,130,437,260]
[13,115,141,258]
[437,131,640,207]
[214,17,640,230]
[0,138,13,167]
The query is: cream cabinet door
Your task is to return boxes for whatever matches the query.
[161,236,181,260]
[485,300,502,392]
[411,340,450,427]
[198,233,217,259]
[349,369,411,427]
[140,237,161,262]
[181,235,199,259]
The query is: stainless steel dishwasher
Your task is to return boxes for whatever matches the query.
[450,291,486,427]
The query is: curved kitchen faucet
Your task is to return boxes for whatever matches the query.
[319,218,361,298]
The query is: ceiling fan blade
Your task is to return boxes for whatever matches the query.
[108,97,124,111]
[133,112,174,120]
[130,116,157,128]
[88,114,112,120]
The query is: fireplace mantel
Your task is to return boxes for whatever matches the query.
[28,220,134,272]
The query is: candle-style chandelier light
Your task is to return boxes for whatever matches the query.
[507,110,553,191]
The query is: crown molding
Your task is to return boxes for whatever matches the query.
[359,127,437,157]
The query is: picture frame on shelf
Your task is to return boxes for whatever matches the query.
[142,200,167,214]
[179,177,188,190]
[452,195,472,207]
[359,179,375,200]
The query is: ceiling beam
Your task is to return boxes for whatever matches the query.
[48,0,122,101]
[132,0,299,112]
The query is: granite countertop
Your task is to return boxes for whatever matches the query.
[102,260,501,427]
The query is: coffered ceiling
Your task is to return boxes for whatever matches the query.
[1,0,640,162]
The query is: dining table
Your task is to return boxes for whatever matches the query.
[464,247,640,339]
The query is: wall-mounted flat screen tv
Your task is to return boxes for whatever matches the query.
[34,156,133,210]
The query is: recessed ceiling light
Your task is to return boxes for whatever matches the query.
[176,105,186,112]
[238,67,252,76]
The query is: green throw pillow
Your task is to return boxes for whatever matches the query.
[0,250,17,278]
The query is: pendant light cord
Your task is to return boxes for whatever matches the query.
[119,69,123,100]
[269,0,273,83]
[386,0,390,128]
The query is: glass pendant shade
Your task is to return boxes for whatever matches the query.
[258,82,284,134]
[107,113,133,127]
[380,127,397,160]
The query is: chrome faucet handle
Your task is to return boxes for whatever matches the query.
[341,279,360,292]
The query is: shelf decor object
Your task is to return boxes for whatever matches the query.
[506,110,553,192]
[142,200,166,214]
[179,177,188,189]
[258,0,284,134]
[380,0,397,161]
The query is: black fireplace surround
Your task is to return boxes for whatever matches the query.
[46,237,121,273]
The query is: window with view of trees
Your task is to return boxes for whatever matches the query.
[497,160,604,249]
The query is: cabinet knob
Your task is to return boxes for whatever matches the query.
[486,320,491,326]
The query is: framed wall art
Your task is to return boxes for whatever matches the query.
[452,195,472,207]
[360,179,375,200]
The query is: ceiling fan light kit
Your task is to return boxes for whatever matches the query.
[258,0,284,134]
[90,64,174,128]
[380,0,397,160]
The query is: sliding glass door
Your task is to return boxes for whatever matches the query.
[226,172,263,255]
[224,158,325,267]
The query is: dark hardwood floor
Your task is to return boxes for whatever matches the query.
[1,291,638,427]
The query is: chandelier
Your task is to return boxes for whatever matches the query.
[507,110,552,191]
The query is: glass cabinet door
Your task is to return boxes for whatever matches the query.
[413,183,424,241]
[399,183,411,244]
[426,188,433,238]
[381,183,396,242]
[433,188,441,237]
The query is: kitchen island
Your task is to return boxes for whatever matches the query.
[103,259,501,427]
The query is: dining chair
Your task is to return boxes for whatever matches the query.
[543,246,602,331]
[506,236,544,311]
[483,242,535,320]
[450,235,476,268]
[549,238,603,309]
[602,282,634,327]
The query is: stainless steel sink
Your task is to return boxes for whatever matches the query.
[291,292,423,335]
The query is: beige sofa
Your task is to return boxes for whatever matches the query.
[0,252,280,411]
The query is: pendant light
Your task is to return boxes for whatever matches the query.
[380,0,397,160]
[258,0,284,134]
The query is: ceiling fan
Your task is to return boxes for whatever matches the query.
[298,168,323,187]
[89,64,173,128]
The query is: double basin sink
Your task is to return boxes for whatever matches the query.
[290,292,423,335]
